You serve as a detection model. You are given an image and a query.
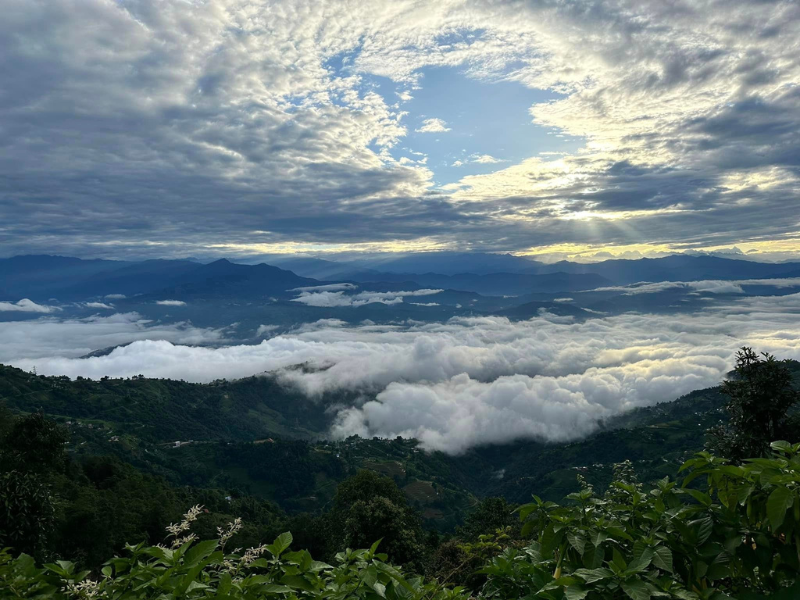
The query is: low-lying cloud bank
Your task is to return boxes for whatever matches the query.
[0,313,225,362]
[291,288,442,307]
[594,278,800,296]
[0,299,60,313]
[2,294,800,454]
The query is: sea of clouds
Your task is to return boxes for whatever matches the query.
[1,293,799,454]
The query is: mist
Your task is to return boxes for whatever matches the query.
[2,293,800,453]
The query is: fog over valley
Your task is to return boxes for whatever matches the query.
[3,254,800,453]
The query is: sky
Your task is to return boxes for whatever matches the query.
[1,0,800,262]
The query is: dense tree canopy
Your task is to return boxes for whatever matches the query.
[707,347,800,462]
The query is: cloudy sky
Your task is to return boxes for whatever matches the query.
[2,0,800,262]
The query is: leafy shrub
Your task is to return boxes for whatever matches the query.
[0,506,467,600]
[481,442,800,599]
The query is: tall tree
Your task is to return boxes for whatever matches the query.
[329,470,426,571]
[707,347,799,462]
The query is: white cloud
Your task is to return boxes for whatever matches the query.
[3,0,800,256]
[4,294,800,453]
[156,300,187,306]
[471,154,503,164]
[105,294,126,300]
[291,288,442,307]
[256,324,280,337]
[553,297,573,303]
[0,313,225,362]
[416,118,451,133]
[291,283,358,292]
[410,302,439,306]
[594,277,800,296]
[0,299,59,313]
[84,302,114,309]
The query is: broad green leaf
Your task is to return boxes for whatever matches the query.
[564,584,589,600]
[771,441,793,453]
[767,486,794,530]
[622,578,652,600]
[693,518,713,545]
[272,532,293,556]
[280,574,315,592]
[573,567,613,584]
[683,489,712,507]
[652,546,673,573]
[183,539,218,568]
[567,531,586,555]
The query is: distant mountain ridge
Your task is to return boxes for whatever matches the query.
[2,253,799,302]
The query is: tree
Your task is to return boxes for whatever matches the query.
[457,497,519,542]
[0,412,67,473]
[707,347,799,462]
[0,470,55,560]
[329,470,426,571]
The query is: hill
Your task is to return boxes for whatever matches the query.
[0,364,334,441]
[6,361,798,530]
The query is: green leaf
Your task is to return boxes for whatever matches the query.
[683,489,712,507]
[567,532,586,555]
[767,486,794,530]
[361,565,379,588]
[280,574,315,592]
[771,441,793,453]
[574,567,613,584]
[370,539,383,555]
[185,580,210,593]
[622,578,652,600]
[257,583,292,594]
[564,585,589,600]
[270,532,293,557]
[183,539,218,568]
[652,546,673,573]
[693,518,713,545]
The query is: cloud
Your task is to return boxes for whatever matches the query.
[594,277,800,295]
[291,283,358,292]
[0,299,59,313]
[4,294,800,453]
[409,302,439,306]
[471,154,503,164]
[0,313,226,362]
[291,288,443,307]
[84,302,114,309]
[156,300,187,306]
[256,324,280,337]
[553,298,573,303]
[2,0,800,257]
[416,118,451,133]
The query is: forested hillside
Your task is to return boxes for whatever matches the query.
[3,350,800,599]
[0,365,334,441]
[4,361,799,530]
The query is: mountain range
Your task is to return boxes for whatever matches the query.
[3,253,799,303]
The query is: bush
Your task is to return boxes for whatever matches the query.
[480,442,800,599]
[0,506,467,600]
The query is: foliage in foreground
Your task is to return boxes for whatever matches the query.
[482,442,800,600]
[0,507,465,600]
[6,443,800,599]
